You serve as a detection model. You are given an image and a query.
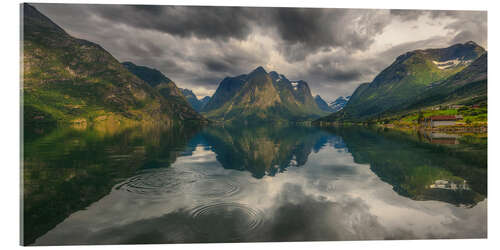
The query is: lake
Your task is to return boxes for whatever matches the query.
[22,124,487,245]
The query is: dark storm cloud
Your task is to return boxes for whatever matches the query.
[98,6,388,52]
[308,56,365,82]
[198,48,267,76]
[263,8,393,61]
[88,5,257,41]
[31,3,487,101]
[268,8,388,58]
[294,47,388,98]
[46,5,392,61]
[122,39,164,58]
[203,58,231,72]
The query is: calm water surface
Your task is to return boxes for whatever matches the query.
[22,125,487,245]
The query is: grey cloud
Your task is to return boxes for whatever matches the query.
[390,9,423,21]
[183,75,222,88]
[122,40,164,58]
[269,9,361,56]
[265,183,416,241]
[308,56,365,82]
[427,10,487,48]
[269,8,392,60]
[36,4,394,62]
[30,4,487,102]
[203,58,231,72]
[389,9,487,48]
[390,9,477,22]
[35,183,408,244]
[445,12,487,47]
[378,36,450,60]
[96,6,393,59]
[198,47,266,76]
[88,5,257,41]
[294,50,386,99]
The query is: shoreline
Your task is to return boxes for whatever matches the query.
[314,121,487,135]
[377,123,487,134]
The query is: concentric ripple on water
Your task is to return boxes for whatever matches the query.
[116,168,203,196]
[189,202,264,241]
[192,179,240,198]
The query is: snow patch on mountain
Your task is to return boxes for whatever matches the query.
[328,96,351,112]
[432,59,472,70]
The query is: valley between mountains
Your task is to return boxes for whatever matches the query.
[23,4,487,132]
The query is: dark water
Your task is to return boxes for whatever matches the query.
[22,124,487,245]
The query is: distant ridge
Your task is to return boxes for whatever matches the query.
[314,95,334,113]
[180,88,211,112]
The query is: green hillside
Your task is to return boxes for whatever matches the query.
[316,42,486,124]
[401,53,487,111]
[121,62,206,120]
[22,4,205,128]
[372,53,487,127]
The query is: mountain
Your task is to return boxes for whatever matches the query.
[199,96,211,107]
[328,96,350,112]
[395,52,487,112]
[316,42,486,123]
[314,95,334,112]
[179,88,210,112]
[121,62,173,87]
[121,62,206,120]
[202,74,248,112]
[202,66,327,122]
[22,4,206,127]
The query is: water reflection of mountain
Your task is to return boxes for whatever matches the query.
[195,125,332,178]
[23,124,487,245]
[23,124,201,245]
[323,126,487,206]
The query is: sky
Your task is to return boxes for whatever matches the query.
[32,4,487,101]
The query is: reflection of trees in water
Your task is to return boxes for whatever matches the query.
[22,124,202,245]
[198,125,332,178]
[23,124,487,245]
[323,126,487,207]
